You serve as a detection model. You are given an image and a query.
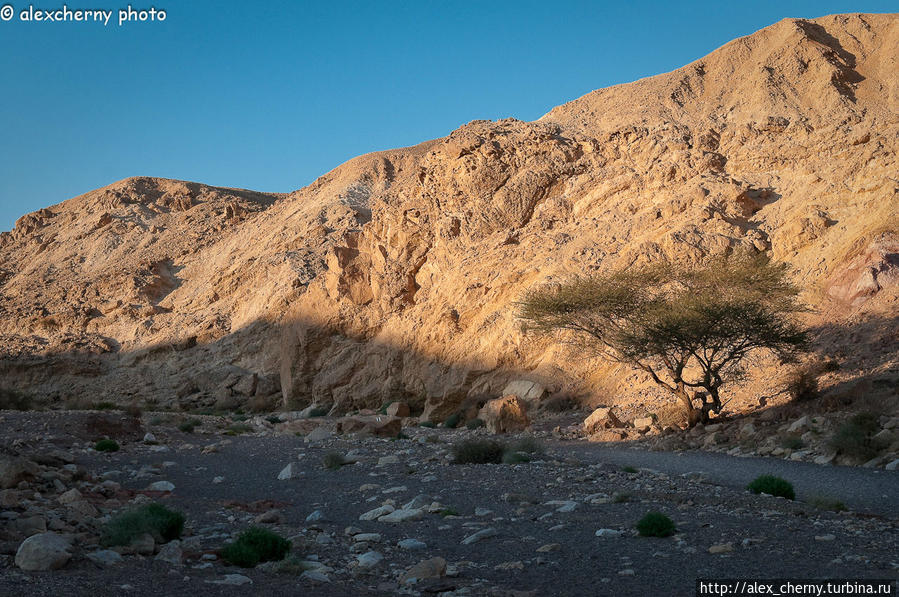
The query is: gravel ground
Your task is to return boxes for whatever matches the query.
[1,411,897,597]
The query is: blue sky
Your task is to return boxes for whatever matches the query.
[0,1,894,231]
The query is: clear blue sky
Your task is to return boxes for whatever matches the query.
[0,0,894,231]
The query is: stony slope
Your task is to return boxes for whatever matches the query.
[1,13,897,424]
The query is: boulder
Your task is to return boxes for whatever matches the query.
[386,402,411,417]
[501,380,547,405]
[336,415,401,437]
[15,532,72,571]
[584,407,624,434]
[477,396,530,434]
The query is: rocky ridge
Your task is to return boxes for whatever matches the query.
[0,13,897,430]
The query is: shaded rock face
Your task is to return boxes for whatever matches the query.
[1,14,898,418]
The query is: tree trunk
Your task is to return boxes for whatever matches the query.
[676,385,702,427]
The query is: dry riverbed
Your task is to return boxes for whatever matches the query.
[1,410,897,596]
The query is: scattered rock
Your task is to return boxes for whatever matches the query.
[356,550,384,569]
[155,541,183,566]
[277,463,303,480]
[584,407,623,434]
[146,480,174,492]
[709,543,734,554]
[86,549,123,566]
[401,556,447,584]
[398,538,427,550]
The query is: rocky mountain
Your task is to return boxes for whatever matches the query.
[1,13,897,423]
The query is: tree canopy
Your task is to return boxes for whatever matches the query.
[517,254,808,425]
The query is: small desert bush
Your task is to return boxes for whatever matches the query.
[178,418,202,433]
[621,466,639,473]
[438,507,460,517]
[442,413,462,429]
[612,492,631,503]
[94,439,120,452]
[0,388,35,411]
[465,418,486,430]
[636,512,675,537]
[452,439,505,464]
[308,407,329,418]
[124,402,143,418]
[222,527,290,568]
[747,475,795,500]
[224,423,254,436]
[786,363,821,402]
[101,503,184,547]
[779,435,804,450]
[322,452,348,470]
[93,401,117,411]
[829,412,885,460]
[502,451,531,464]
[540,395,576,413]
[507,437,544,455]
[419,421,437,428]
[265,414,282,425]
[807,495,847,512]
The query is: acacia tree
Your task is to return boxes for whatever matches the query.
[517,254,808,426]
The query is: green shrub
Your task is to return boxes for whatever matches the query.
[747,475,795,500]
[443,413,462,429]
[452,439,505,464]
[222,527,290,568]
[465,418,486,430]
[308,407,328,418]
[419,421,437,428]
[829,412,885,460]
[178,418,202,433]
[94,401,117,411]
[636,512,676,537]
[101,503,185,547]
[438,508,459,517]
[621,466,638,473]
[95,439,120,452]
[322,452,347,470]
[265,414,282,424]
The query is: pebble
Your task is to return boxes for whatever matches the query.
[709,543,734,554]
[461,527,497,545]
[537,543,561,552]
[595,529,622,538]
[815,534,836,542]
[147,481,175,492]
[86,549,123,566]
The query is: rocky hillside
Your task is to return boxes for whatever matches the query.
[1,13,897,423]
